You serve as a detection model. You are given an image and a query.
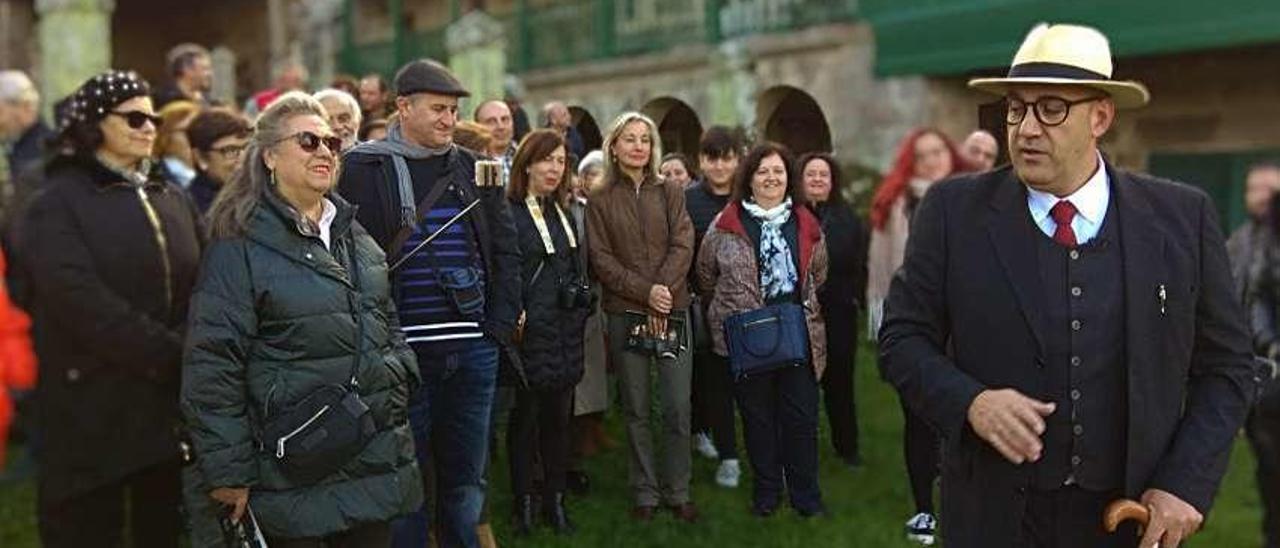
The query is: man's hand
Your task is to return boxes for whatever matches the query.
[966,389,1056,464]
[649,284,673,315]
[1139,488,1202,548]
[210,486,250,522]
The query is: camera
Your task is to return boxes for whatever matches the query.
[625,314,686,360]
[557,276,593,310]
[475,160,503,188]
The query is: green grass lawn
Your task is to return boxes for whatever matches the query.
[0,342,1264,546]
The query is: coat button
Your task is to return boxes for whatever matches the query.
[1070,356,1081,367]
[1071,389,1081,401]
[1069,250,1080,260]
[305,252,314,260]
[66,368,81,382]
[1071,455,1082,466]
[1073,424,1084,436]
[1070,286,1082,297]
[1071,319,1082,331]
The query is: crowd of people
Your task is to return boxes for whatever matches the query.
[0,21,1272,548]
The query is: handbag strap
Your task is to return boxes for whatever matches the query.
[346,235,365,387]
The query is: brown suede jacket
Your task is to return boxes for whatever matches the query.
[696,200,829,379]
[586,173,695,315]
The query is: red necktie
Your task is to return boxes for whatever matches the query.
[1050,200,1078,248]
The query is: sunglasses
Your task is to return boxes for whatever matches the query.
[274,131,343,154]
[109,110,163,130]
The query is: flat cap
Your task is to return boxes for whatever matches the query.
[394,59,470,98]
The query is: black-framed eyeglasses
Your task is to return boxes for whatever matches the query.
[1006,95,1106,127]
[208,143,247,159]
[109,110,163,130]
[274,131,342,154]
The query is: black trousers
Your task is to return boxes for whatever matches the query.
[38,459,181,548]
[734,363,822,512]
[269,520,392,548]
[1249,378,1280,548]
[901,400,940,514]
[508,386,573,496]
[695,352,739,459]
[1020,486,1137,548]
[821,306,860,460]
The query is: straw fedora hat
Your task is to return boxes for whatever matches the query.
[968,23,1150,109]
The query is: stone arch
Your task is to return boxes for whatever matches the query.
[757,86,833,155]
[569,106,603,155]
[641,97,704,160]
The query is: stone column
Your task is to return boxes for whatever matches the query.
[35,0,113,114]
[445,10,506,116]
[301,0,345,87]
[707,39,758,135]
[210,46,237,106]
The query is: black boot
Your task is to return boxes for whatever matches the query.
[513,494,536,536]
[566,469,590,495]
[544,492,575,535]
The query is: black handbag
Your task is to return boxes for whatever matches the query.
[689,293,712,353]
[260,238,376,484]
[723,303,809,382]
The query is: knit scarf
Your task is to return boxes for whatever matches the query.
[347,121,452,229]
[742,197,798,300]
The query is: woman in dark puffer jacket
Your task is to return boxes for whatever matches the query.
[505,129,589,536]
[181,92,421,546]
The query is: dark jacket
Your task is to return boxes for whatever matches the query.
[17,155,204,505]
[7,120,53,181]
[182,189,422,539]
[586,174,695,315]
[337,145,522,345]
[814,200,868,312]
[511,196,587,389]
[878,164,1256,546]
[187,170,221,214]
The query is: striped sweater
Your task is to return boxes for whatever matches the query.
[395,185,487,347]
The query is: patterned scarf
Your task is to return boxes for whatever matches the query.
[742,197,798,300]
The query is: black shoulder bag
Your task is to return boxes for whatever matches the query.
[261,238,377,483]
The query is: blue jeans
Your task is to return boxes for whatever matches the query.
[391,338,498,548]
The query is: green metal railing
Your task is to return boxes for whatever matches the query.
[341,0,864,76]
[719,0,861,39]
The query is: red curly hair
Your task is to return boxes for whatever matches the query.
[869,128,968,230]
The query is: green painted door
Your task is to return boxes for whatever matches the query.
[1147,150,1280,232]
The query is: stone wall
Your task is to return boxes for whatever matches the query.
[518,22,929,175]
[925,42,1280,172]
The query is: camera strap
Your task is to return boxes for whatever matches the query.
[525,193,577,255]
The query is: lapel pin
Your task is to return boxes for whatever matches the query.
[1158,284,1167,316]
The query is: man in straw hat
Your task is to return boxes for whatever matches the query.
[879,23,1258,547]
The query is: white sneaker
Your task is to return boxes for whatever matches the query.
[715,459,740,488]
[694,432,719,460]
[905,512,937,545]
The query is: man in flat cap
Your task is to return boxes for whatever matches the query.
[339,59,521,548]
[879,23,1258,548]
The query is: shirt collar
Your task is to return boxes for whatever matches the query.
[1026,151,1109,224]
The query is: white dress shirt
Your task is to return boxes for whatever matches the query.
[1026,153,1110,245]
[317,198,338,250]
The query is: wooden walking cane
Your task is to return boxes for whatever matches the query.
[1104,498,1151,534]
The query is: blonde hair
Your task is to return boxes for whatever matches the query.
[153,100,200,158]
[206,91,329,238]
[453,120,495,154]
[601,111,662,186]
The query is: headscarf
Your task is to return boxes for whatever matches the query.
[56,70,151,135]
